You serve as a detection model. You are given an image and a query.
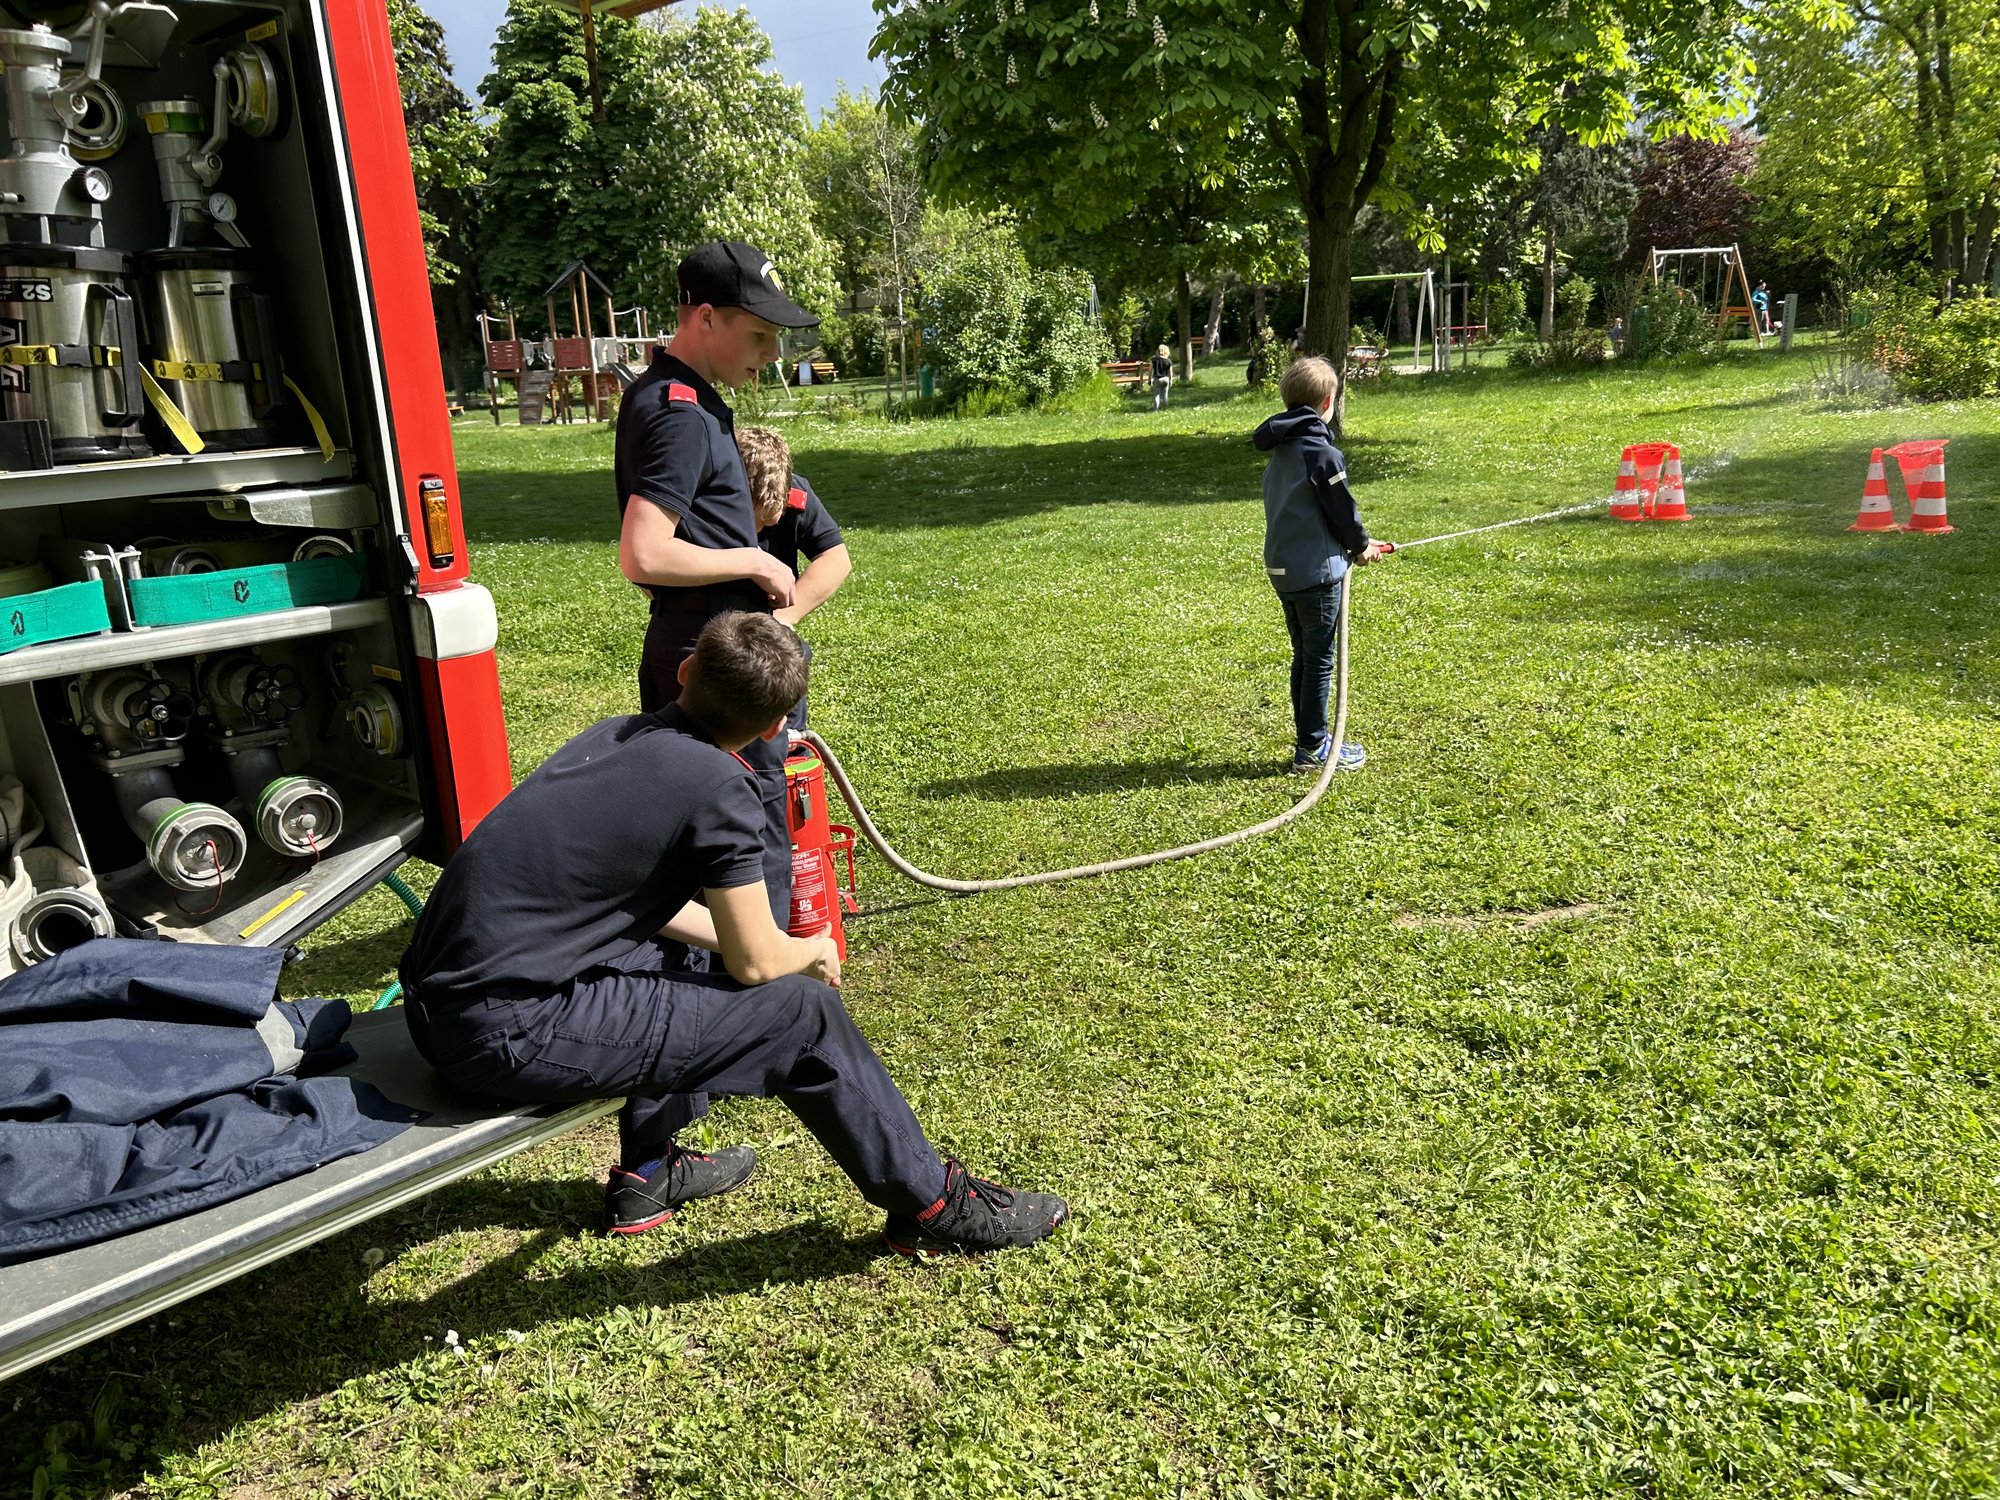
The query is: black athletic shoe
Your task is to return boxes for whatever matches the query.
[603,1143,758,1235]
[883,1159,1069,1257]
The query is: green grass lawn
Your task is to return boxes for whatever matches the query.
[12,350,2000,1498]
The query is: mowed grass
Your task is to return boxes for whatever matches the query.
[10,353,2000,1498]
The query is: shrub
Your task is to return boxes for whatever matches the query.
[1556,275,1594,333]
[1480,279,1528,338]
[918,220,1108,408]
[1627,278,1724,361]
[1865,288,2000,400]
[819,310,887,377]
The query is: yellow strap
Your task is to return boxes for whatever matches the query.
[152,357,227,382]
[139,367,205,454]
[0,344,61,366]
[284,375,335,462]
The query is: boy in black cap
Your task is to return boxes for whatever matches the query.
[612,240,820,1158]
[402,612,1069,1256]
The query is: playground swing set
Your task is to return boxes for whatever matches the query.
[1648,243,1767,344]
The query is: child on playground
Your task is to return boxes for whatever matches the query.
[1252,356,1392,774]
[1150,344,1174,410]
[736,425,851,729]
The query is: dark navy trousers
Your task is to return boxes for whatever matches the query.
[406,942,948,1217]
[1277,577,1344,751]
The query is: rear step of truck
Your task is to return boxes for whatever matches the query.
[0,1009,615,1383]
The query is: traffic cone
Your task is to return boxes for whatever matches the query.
[1609,454,1644,521]
[1848,449,1897,531]
[1890,439,1953,533]
[1652,451,1691,521]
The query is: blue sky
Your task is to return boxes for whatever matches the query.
[424,0,883,115]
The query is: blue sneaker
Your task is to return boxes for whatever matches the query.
[1289,735,1366,774]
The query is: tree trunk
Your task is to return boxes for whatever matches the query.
[1540,225,1559,341]
[1389,278,1409,345]
[1967,192,1997,290]
[1203,282,1225,353]
[1176,267,1194,383]
[1303,201,1355,433]
[1252,283,1267,334]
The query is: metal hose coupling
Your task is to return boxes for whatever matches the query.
[13,846,113,963]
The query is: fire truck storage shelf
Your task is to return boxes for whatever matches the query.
[0,596,389,688]
[0,447,353,511]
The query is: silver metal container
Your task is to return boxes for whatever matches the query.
[0,244,148,464]
[137,247,281,451]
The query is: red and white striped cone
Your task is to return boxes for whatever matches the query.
[1848,449,1897,531]
[1890,440,1953,533]
[1609,454,1644,521]
[1652,451,1691,521]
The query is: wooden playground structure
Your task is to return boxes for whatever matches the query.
[476,261,666,426]
[1649,243,1766,344]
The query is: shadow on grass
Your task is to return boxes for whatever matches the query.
[456,428,1427,542]
[12,1181,890,1489]
[917,756,1283,801]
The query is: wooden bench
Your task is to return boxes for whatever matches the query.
[809,361,838,383]
[1102,359,1149,390]
[1346,346,1387,379]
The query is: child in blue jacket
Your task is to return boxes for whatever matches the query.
[1252,356,1392,773]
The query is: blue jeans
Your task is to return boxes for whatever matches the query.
[1277,578,1343,750]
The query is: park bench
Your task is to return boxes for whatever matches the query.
[809,361,838,383]
[1102,359,1149,389]
[1346,345,1387,379]
[0,1008,615,1382]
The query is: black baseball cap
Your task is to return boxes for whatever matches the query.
[676,240,819,329]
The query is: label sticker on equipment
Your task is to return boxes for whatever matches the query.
[0,319,25,392]
[246,19,279,41]
[0,279,53,304]
[193,281,226,297]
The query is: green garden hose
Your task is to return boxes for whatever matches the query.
[370,871,424,1009]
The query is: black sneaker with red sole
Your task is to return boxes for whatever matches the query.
[603,1143,758,1235]
[884,1159,1068,1257]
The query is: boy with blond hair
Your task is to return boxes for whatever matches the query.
[1251,356,1392,773]
[735,425,851,729]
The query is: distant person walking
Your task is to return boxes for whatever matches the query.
[1151,344,1173,410]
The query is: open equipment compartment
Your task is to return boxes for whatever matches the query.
[0,0,514,971]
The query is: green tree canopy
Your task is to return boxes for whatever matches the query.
[874,0,1785,421]
[387,0,487,287]
[477,2,830,330]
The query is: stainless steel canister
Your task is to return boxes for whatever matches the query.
[136,247,282,451]
[0,244,148,465]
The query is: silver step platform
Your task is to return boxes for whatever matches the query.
[0,1009,615,1384]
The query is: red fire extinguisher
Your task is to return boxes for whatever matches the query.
[784,741,857,957]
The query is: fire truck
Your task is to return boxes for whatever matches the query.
[0,0,510,966]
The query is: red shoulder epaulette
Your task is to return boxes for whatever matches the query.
[786,484,808,512]
[666,381,699,405]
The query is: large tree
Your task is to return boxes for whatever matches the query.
[387,0,487,401]
[1754,0,2000,294]
[632,7,836,320]
[874,3,1296,382]
[875,0,1766,423]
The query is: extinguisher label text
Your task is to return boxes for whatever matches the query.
[0,319,26,392]
[0,279,53,304]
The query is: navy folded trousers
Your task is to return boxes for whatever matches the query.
[406,942,947,1218]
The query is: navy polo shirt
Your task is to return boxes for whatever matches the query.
[758,473,844,578]
[400,704,767,1003]
[615,351,762,605]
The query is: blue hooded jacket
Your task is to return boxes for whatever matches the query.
[1253,406,1370,592]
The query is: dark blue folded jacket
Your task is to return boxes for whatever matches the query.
[0,939,419,1264]
[1254,405,1370,592]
